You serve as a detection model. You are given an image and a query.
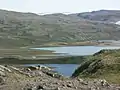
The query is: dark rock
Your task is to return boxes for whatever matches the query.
[67,84,73,88]
[36,85,44,89]
[27,66,39,71]
[100,79,110,87]
[27,88,32,90]
[0,77,5,85]
[54,87,60,90]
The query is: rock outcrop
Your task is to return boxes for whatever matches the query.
[0,65,119,90]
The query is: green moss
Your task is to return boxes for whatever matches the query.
[72,49,120,84]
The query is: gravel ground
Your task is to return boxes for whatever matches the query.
[0,65,119,90]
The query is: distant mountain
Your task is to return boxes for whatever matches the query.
[0,9,120,47]
[71,10,120,23]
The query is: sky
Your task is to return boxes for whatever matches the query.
[0,0,120,14]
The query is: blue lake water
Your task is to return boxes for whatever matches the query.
[30,46,120,76]
[26,64,80,76]
[32,46,120,56]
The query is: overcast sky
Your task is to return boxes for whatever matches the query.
[0,0,120,14]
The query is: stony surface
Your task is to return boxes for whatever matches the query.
[0,65,119,90]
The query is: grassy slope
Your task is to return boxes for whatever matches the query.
[0,56,86,64]
[0,9,120,47]
[72,49,120,84]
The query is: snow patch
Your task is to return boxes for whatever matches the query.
[115,21,120,25]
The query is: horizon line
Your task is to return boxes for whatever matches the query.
[0,8,120,15]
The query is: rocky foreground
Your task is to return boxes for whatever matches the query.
[0,65,119,90]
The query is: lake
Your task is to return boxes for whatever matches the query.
[30,46,120,76]
[25,64,80,76]
[32,46,120,56]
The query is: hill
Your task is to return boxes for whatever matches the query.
[72,49,120,84]
[72,10,120,23]
[0,9,120,47]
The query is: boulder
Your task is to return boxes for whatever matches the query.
[36,85,44,89]
[0,65,12,73]
[0,77,5,85]
[9,66,20,71]
[100,79,109,87]
[27,66,39,71]
[67,83,73,88]
[0,68,5,72]
[38,65,52,71]
[0,71,5,76]
[55,87,60,90]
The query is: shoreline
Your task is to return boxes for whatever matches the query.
[0,41,120,64]
[27,40,120,48]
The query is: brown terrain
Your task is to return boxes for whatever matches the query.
[0,65,119,90]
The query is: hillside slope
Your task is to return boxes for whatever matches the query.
[0,9,120,47]
[72,10,120,23]
[72,49,120,84]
